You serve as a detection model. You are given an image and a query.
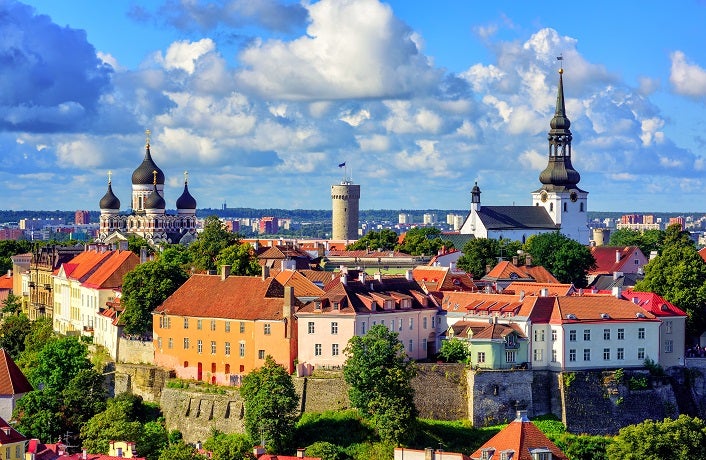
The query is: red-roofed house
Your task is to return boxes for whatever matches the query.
[153,269,304,385]
[482,261,559,289]
[26,440,144,460]
[0,348,32,422]
[0,272,12,304]
[412,265,477,293]
[52,250,139,340]
[394,447,470,460]
[253,446,320,460]
[588,246,647,283]
[622,289,687,367]
[0,415,27,460]
[470,410,568,460]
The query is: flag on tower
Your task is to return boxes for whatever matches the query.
[338,162,346,168]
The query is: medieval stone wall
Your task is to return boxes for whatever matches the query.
[115,363,172,403]
[468,369,535,426]
[118,338,154,364]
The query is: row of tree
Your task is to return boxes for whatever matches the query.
[347,228,454,256]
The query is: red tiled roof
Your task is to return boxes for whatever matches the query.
[483,261,559,284]
[0,414,28,444]
[470,413,568,460]
[505,282,575,297]
[554,295,658,324]
[412,266,477,292]
[621,289,687,317]
[699,247,706,263]
[0,348,32,395]
[273,270,325,297]
[589,246,644,275]
[82,251,139,289]
[60,250,113,282]
[326,249,413,258]
[0,274,12,290]
[155,275,300,320]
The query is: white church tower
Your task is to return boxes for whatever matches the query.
[531,68,589,244]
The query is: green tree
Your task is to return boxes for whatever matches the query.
[17,316,56,375]
[343,324,417,444]
[121,258,188,335]
[305,442,343,460]
[62,368,107,434]
[128,235,156,257]
[609,228,664,257]
[204,431,255,460]
[240,355,299,453]
[524,232,595,287]
[0,313,30,359]
[80,393,153,453]
[0,240,32,274]
[396,228,453,256]
[2,293,22,315]
[606,415,706,460]
[635,224,706,335]
[188,216,240,272]
[438,338,470,363]
[347,230,399,251]
[216,243,261,276]
[158,442,207,460]
[12,388,63,441]
[28,336,92,391]
[139,420,170,460]
[457,238,498,278]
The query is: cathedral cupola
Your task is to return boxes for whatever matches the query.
[144,170,166,213]
[132,131,165,186]
[99,171,120,212]
[471,182,481,211]
[176,171,197,215]
[538,68,581,190]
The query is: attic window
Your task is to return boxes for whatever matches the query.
[314,301,322,311]
[333,301,339,310]
[566,313,577,320]
[636,312,646,319]
[480,448,495,460]
[661,304,669,311]
[500,451,515,460]
[600,313,610,320]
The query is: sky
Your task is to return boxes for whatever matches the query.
[3,0,706,213]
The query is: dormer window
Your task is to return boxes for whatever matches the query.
[314,301,322,311]
[385,300,394,310]
[333,301,339,310]
[530,449,552,460]
[500,450,515,460]
[481,448,495,460]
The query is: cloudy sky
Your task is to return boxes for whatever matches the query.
[3,0,706,212]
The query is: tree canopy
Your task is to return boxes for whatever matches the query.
[188,215,240,272]
[456,238,522,278]
[343,324,417,444]
[0,239,31,274]
[438,338,470,363]
[240,355,299,453]
[396,227,453,256]
[635,224,706,335]
[347,229,399,251]
[606,415,706,460]
[215,243,261,277]
[608,228,664,257]
[0,313,30,359]
[524,232,595,287]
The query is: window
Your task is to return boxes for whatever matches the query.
[197,319,202,330]
[551,349,557,362]
[603,348,610,360]
[211,341,216,354]
[638,327,645,339]
[225,342,231,356]
[197,340,203,354]
[423,317,428,329]
[569,349,576,362]
[211,320,216,331]
[563,202,567,212]
[331,322,338,335]
[569,330,576,341]
[665,320,673,334]
[431,316,435,328]
[308,322,315,334]
[583,329,591,341]
[183,338,189,349]
[638,348,645,360]
[665,340,673,353]
[408,339,413,352]
[225,321,231,332]
[618,328,625,340]
[422,338,427,352]
[534,349,543,362]
[258,350,265,360]
[264,323,271,335]
[239,342,245,357]
[583,349,591,361]
[315,344,322,356]
[184,318,189,329]
[361,321,366,334]
[617,348,624,360]
[477,352,486,363]
[603,328,610,340]
[534,330,545,342]
[240,322,245,333]
[506,351,516,363]
[168,338,173,349]
[551,330,557,341]
[157,337,162,349]
[409,317,414,330]
[332,344,339,356]
[225,364,230,374]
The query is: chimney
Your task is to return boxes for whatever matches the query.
[615,250,621,263]
[512,256,518,265]
[425,448,434,460]
[284,286,295,320]
[612,286,622,299]
[449,262,456,271]
[540,288,549,297]
[140,246,147,264]
[613,271,623,280]
[525,254,532,266]
[341,273,348,285]
[82,449,87,460]
[253,446,266,458]
[516,410,530,422]
[254,241,259,251]
[519,290,525,301]
[296,448,305,458]
[374,272,383,282]
[196,441,202,450]
[405,269,413,281]
[221,265,231,281]
[359,271,366,283]
[262,265,270,280]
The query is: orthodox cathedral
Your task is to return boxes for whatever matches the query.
[97,132,198,246]
[460,69,590,245]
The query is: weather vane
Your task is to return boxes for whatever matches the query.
[557,54,564,73]
[145,129,151,146]
[184,170,189,184]
[107,170,112,184]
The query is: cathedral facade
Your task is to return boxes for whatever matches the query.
[460,69,589,244]
[97,135,198,246]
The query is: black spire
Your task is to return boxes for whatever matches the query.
[176,173,197,210]
[132,133,165,185]
[99,173,120,210]
[538,69,581,190]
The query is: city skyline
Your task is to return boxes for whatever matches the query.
[3,0,706,212]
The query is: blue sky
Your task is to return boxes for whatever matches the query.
[3,0,706,212]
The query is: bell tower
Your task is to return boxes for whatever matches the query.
[531,68,589,244]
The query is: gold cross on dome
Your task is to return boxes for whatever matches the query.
[145,129,151,146]
[184,170,189,184]
[107,170,112,184]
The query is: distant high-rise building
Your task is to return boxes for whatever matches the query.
[423,213,437,224]
[331,180,360,241]
[75,210,90,225]
[399,213,413,225]
[259,216,279,234]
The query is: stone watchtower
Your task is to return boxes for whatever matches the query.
[331,180,360,241]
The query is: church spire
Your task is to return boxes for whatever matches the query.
[538,68,581,190]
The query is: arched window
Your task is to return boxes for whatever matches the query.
[549,203,554,212]
[580,203,585,212]
[563,203,567,212]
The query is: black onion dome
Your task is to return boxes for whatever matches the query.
[144,185,166,209]
[176,182,197,209]
[132,145,165,185]
[99,183,120,210]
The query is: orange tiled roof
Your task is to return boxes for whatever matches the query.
[0,415,27,444]
[504,282,575,297]
[589,246,643,275]
[554,294,658,324]
[60,250,113,282]
[412,266,477,292]
[483,261,559,284]
[82,251,139,289]
[622,289,687,317]
[0,274,12,290]
[155,275,300,320]
[449,320,526,340]
[470,412,568,460]
[273,270,325,297]
[0,348,32,396]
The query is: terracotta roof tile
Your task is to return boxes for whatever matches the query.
[589,246,644,275]
[273,270,325,297]
[412,266,477,292]
[0,415,27,444]
[505,282,575,296]
[621,289,687,317]
[0,348,32,395]
[471,413,568,460]
[483,261,559,284]
[82,251,139,289]
[555,295,658,324]
[60,250,114,282]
